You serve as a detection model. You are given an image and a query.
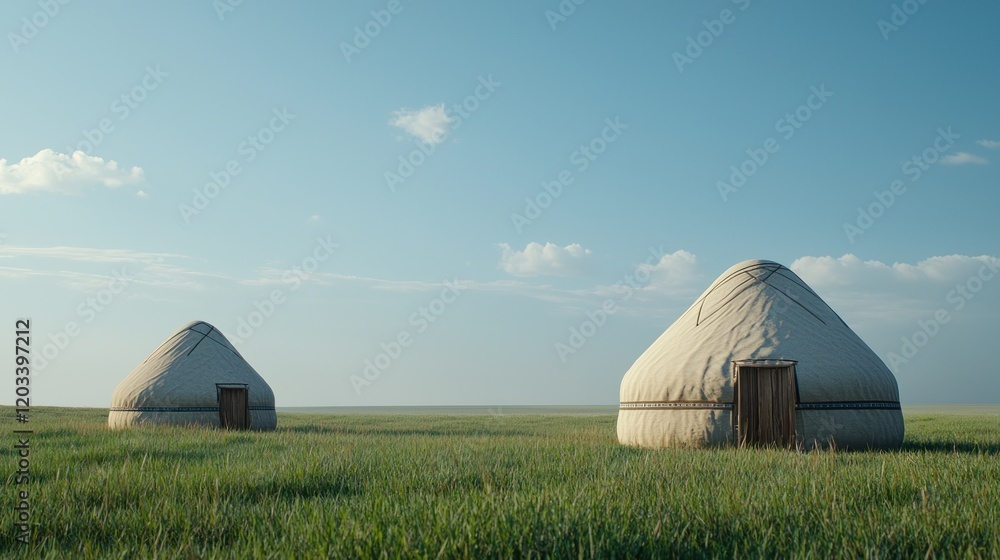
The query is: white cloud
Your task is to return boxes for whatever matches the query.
[977,139,1000,149]
[307,214,322,223]
[136,190,149,198]
[498,242,594,277]
[0,149,144,195]
[567,249,701,318]
[390,104,452,145]
[940,152,988,165]
[789,254,1000,395]
[792,254,1000,287]
[636,249,700,295]
[790,254,1000,324]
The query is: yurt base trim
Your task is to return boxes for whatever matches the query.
[619,401,731,410]
[617,407,904,450]
[619,400,900,410]
[109,406,276,412]
[796,401,900,410]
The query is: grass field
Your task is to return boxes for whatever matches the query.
[3,407,999,559]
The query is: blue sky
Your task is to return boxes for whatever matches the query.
[1,0,997,407]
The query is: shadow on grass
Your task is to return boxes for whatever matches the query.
[281,425,536,438]
[239,471,362,501]
[900,440,1000,454]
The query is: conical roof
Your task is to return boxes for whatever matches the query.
[109,321,276,430]
[618,259,903,449]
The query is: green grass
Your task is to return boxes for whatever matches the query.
[2,407,998,559]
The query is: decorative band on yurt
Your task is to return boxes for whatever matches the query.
[796,401,901,410]
[619,401,733,410]
[620,401,901,411]
[109,406,276,412]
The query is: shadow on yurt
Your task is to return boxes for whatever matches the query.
[109,321,277,431]
[617,259,904,451]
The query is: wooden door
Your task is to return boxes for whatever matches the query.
[218,387,250,430]
[735,362,797,448]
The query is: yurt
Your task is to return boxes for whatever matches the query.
[109,321,276,430]
[617,259,903,450]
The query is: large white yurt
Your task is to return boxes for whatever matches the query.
[109,321,276,431]
[617,259,903,450]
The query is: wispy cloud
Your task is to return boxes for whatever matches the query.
[0,245,229,291]
[567,249,702,318]
[0,246,182,264]
[390,104,452,145]
[940,152,988,165]
[977,139,1000,149]
[0,149,144,195]
[0,265,134,292]
[240,269,587,306]
[497,242,595,277]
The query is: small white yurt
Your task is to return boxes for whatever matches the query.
[617,259,903,450]
[109,321,276,430]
